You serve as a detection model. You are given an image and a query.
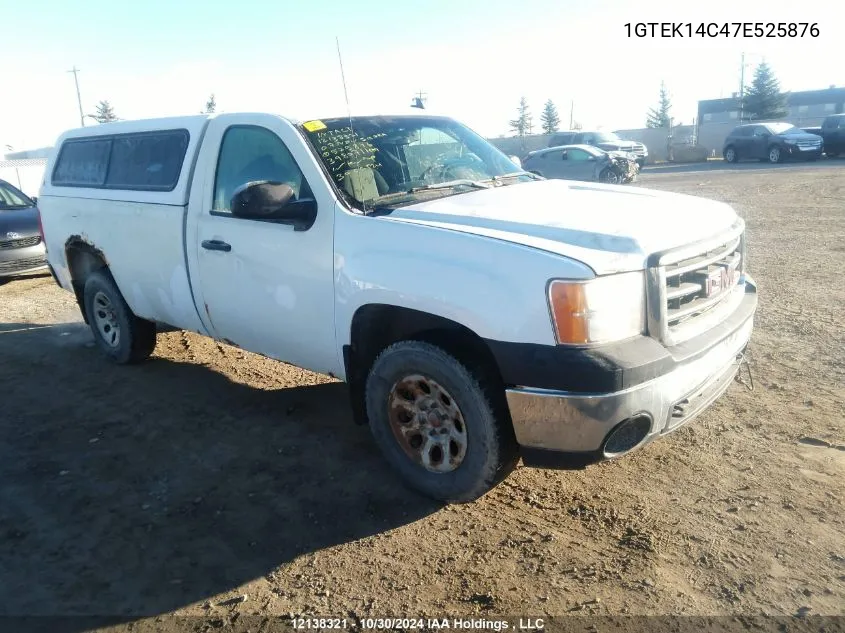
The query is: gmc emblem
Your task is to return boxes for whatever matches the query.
[702,256,741,298]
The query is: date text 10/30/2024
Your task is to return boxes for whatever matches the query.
[624,22,819,38]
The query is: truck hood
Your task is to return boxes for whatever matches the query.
[597,141,640,151]
[382,179,740,275]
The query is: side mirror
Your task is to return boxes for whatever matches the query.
[560,151,568,160]
[30,196,37,205]
[230,181,317,231]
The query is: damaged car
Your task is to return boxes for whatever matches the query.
[523,144,639,184]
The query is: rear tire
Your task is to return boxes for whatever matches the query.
[83,270,156,364]
[365,340,518,503]
[723,146,737,163]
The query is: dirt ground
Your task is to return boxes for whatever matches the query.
[1,165,843,631]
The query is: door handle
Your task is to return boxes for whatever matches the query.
[201,239,231,252]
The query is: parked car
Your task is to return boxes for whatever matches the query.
[39,112,757,502]
[818,113,845,157]
[548,130,648,167]
[0,178,48,279]
[722,122,823,164]
[523,144,638,184]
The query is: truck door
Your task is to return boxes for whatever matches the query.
[185,114,341,376]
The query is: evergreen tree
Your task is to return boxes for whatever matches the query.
[646,81,672,128]
[742,61,788,121]
[92,100,117,123]
[509,97,532,137]
[540,99,561,134]
[204,94,217,114]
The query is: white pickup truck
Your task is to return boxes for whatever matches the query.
[38,111,757,502]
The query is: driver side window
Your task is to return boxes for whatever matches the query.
[213,126,311,214]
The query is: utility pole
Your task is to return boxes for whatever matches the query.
[739,53,745,123]
[68,66,85,127]
[569,100,574,130]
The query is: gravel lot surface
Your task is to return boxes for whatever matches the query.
[1,165,842,631]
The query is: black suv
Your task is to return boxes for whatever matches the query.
[722,122,823,164]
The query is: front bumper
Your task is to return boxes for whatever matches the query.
[785,146,822,159]
[505,279,757,467]
[0,242,48,278]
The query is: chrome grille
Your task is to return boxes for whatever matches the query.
[0,235,41,250]
[646,221,747,347]
[664,235,742,328]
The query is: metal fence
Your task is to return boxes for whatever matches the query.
[0,159,47,197]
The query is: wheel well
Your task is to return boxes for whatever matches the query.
[343,304,505,424]
[65,238,109,323]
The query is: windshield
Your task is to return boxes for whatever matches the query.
[766,122,803,135]
[593,131,623,143]
[301,116,530,210]
[0,181,34,209]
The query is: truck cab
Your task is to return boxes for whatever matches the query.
[38,111,757,502]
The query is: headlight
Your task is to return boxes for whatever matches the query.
[547,272,646,345]
[784,139,796,144]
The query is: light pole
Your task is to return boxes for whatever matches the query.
[739,53,745,123]
[68,66,85,127]
[738,53,764,123]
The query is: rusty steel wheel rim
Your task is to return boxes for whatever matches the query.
[387,374,468,473]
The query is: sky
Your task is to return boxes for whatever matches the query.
[1,0,836,152]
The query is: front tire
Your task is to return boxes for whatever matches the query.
[365,340,518,503]
[723,146,737,163]
[83,270,156,364]
[768,145,782,164]
[599,168,620,184]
